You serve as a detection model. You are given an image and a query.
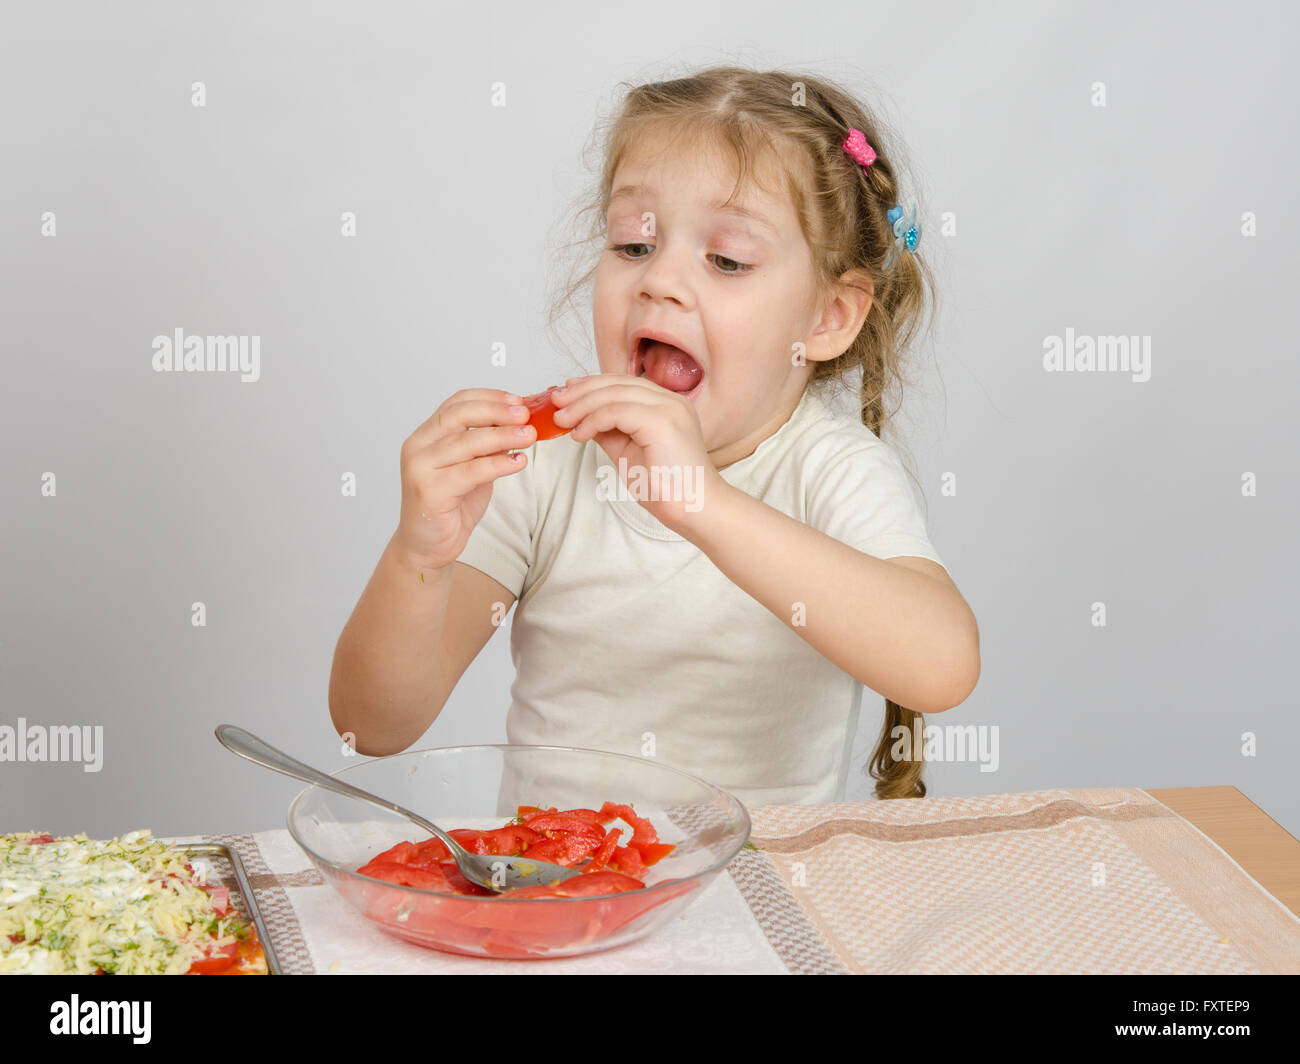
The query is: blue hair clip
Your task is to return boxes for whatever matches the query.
[882,204,921,269]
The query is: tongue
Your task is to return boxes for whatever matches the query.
[642,341,703,393]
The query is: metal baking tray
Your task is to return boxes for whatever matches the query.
[181,842,281,975]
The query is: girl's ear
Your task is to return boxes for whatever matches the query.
[806,269,874,363]
[841,266,874,314]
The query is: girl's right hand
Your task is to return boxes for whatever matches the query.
[393,389,535,572]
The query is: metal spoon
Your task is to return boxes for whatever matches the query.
[214,725,580,893]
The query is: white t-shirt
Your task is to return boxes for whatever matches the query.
[455,384,946,810]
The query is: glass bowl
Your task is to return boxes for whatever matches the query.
[286,745,750,960]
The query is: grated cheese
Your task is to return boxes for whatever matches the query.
[0,829,249,974]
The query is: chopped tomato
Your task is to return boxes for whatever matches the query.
[407,838,451,866]
[353,801,691,957]
[360,861,457,893]
[377,840,422,865]
[25,833,55,845]
[638,842,676,867]
[525,814,606,843]
[474,824,542,856]
[359,858,496,896]
[599,802,657,849]
[608,844,646,879]
[518,806,612,825]
[447,828,489,854]
[600,801,675,865]
[583,827,622,874]
[547,870,647,896]
[205,885,231,916]
[521,833,601,867]
[521,807,613,829]
[358,800,672,896]
[186,938,239,974]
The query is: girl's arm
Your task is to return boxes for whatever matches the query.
[328,541,515,755]
[679,484,979,715]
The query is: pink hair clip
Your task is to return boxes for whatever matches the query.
[842,127,876,169]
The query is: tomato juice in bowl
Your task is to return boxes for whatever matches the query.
[286,745,750,960]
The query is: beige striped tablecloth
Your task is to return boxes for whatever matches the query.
[180,787,1300,974]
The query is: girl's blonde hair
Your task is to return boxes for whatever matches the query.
[546,65,939,800]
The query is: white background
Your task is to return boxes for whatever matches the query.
[2,0,1296,838]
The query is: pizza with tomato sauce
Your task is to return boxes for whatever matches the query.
[0,830,268,975]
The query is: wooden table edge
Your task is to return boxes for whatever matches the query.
[1144,785,1300,920]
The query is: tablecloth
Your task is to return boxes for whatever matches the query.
[176,786,1300,974]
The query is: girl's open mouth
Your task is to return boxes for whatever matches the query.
[632,337,705,400]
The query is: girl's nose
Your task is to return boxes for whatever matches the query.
[637,250,691,305]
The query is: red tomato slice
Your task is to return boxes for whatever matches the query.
[448,828,489,854]
[408,838,452,867]
[358,861,457,892]
[608,844,646,879]
[583,827,622,874]
[372,840,421,866]
[599,801,675,864]
[524,814,605,843]
[205,885,231,916]
[474,824,542,856]
[186,938,239,974]
[357,800,674,931]
[638,842,676,867]
[354,803,697,957]
[26,833,55,845]
[521,387,572,441]
[522,833,602,867]
[599,802,659,848]
[521,807,613,828]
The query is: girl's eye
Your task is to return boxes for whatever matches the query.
[610,242,651,260]
[711,254,750,275]
[607,244,754,276]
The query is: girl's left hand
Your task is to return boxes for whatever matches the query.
[550,374,726,534]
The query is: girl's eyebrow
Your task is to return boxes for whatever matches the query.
[609,183,779,239]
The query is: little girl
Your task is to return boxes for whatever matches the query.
[330,66,979,808]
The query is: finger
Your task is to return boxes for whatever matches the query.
[565,401,663,443]
[549,373,642,405]
[560,372,617,388]
[551,383,665,427]
[404,408,532,473]
[406,391,529,452]
[433,421,536,469]
[435,448,531,500]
